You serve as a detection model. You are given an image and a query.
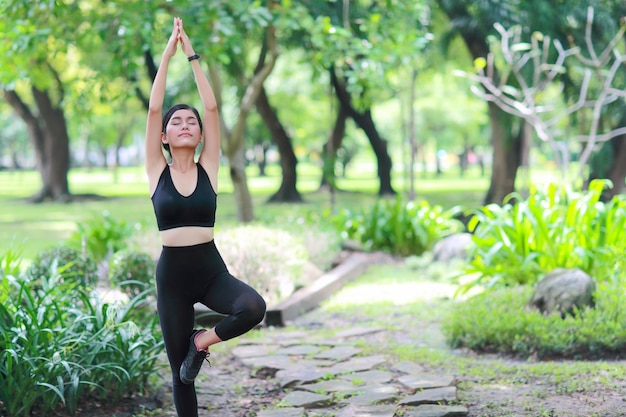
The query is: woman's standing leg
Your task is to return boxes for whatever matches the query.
[156,249,201,417]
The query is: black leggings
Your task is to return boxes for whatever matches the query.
[156,240,266,417]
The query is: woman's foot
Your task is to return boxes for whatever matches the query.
[179,329,210,384]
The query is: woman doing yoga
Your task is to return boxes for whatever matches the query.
[145,17,266,417]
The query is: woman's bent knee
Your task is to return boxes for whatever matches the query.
[244,292,266,325]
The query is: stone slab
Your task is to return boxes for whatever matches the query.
[281,391,333,408]
[326,354,387,374]
[341,385,398,406]
[392,361,425,375]
[340,370,394,385]
[398,374,456,391]
[297,379,362,395]
[402,404,469,417]
[314,346,362,361]
[275,345,322,356]
[335,404,398,417]
[257,407,306,417]
[232,345,276,358]
[276,367,334,388]
[265,253,370,326]
[399,386,457,406]
[334,327,385,338]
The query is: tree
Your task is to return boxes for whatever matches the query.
[202,3,281,222]
[465,8,626,193]
[305,0,433,196]
[0,2,83,201]
[436,0,528,205]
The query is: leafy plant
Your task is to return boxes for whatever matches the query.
[461,180,626,292]
[108,250,156,297]
[331,195,464,256]
[442,279,626,360]
[0,251,163,416]
[26,245,99,288]
[67,211,135,263]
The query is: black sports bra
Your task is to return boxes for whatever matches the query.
[151,164,216,231]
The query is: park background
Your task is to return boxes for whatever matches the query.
[2,1,626,416]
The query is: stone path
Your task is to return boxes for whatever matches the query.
[193,324,468,417]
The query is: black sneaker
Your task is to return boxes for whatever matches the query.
[179,329,210,384]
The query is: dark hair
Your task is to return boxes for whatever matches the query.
[161,104,203,154]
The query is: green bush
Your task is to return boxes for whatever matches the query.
[276,212,342,272]
[0,252,163,416]
[67,211,135,263]
[26,245,98,287]
[462,180,626,293]
[442,283,626,360]
[331,195,464,256]
[108,250,156,297]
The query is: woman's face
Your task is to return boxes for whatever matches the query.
[163,109,202,150]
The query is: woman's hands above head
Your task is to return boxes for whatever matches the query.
[178,19,196,58]
[162,18,195,60]
[163,17,181,59]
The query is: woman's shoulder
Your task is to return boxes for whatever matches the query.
[147,160,169,196]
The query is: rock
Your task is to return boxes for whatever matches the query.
[432,233,473,263]
[528,268,596,316]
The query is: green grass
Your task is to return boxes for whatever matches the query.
[0,163,488,261]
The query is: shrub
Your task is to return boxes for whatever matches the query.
[216,225,311,306]
[331,195,464,256]
[26,245,98,287]
[462,180,626,293]
[108,250,156,297]
[67,211,135,263]
[0,252,163,416]
[276,213,342,272]
[442,282,626,360]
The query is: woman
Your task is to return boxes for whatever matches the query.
[145,17,266,417]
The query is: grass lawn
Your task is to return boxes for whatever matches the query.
[0,163,488,261]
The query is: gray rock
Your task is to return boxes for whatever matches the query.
[399,386,457,405]
[432,233,473,263]
[402,404,468,417]
[281,391,333,408]
[529,268,596,316]
[341,384,398,405]
[335,404,397,417]
[315,346,362,361]
[276,367,334,388]
[398,374,456,391]
[340,369,394,385]
[326,355,387,374]
[257,408,306,417]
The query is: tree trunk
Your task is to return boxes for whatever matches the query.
[211,23,279,222]
[483,103,523,205]
[330,67,395,196]
[256,87,303,202]
[604,136,626,199]
[320,104,348,189]
[437,0,523,205]
[227,140,255,222]
[32,86,71,201]
[585,111,626,201]
[4,88,70,202]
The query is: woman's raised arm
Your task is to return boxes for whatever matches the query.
[145,18,180,189]
[178,20,221,191]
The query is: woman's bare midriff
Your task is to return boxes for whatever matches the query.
[159,226,215,247]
